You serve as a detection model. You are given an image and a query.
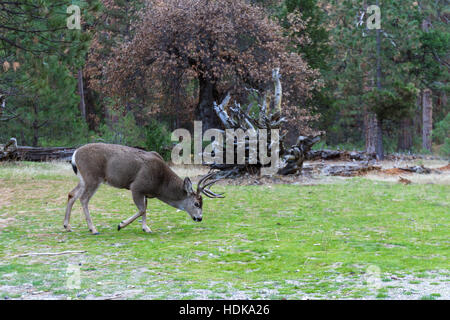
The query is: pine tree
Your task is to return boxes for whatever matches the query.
[0,1,99,145]
[323,0,448,155]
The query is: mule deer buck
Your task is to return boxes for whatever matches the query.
[64,143,225,234]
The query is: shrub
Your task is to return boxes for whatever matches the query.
[97,112,145,147]
[433,113,449,144]
[433,113,450,157]
[144,119,172,161]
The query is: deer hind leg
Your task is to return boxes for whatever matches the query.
[79,180,101,235]
[118,192,149,232]
[64,183,83,232]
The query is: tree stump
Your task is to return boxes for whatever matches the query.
[0,138,18,161]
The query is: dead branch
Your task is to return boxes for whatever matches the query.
[15,250,87,258]
[272,68,282,113]
[0,137,18,161]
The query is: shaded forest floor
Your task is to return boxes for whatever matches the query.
[0,161,448,299]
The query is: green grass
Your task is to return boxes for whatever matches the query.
[0,162,448,299]
[420,294,441,300]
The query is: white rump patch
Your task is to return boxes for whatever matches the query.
[72,150,85,187]
[71,150,77,167]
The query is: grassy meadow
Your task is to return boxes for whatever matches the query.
[0,162,448,299]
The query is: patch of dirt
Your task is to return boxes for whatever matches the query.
[398,177,412,185]
[438,163,450,171]
[366,172,450,185]
[0,217,15,229]
[0,184,16,228]
[0,184,15,206]
[0,284,64,300]
[362,271,450,300]
[381,168,413,175]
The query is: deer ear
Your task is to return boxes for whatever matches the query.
[183,177,194,194]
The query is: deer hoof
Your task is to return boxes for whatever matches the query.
[64,224,72,232]
[142,227,152,233]
[117,224,122,231]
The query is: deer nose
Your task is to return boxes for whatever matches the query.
[197,217,202,222]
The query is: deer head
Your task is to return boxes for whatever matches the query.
[180,172,225,222]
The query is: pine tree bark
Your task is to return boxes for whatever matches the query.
[84,85,101,131]
[398,118,412,151]
[376,119,384,159]
[32,103,39,147]
[77,69,86,121]
[420,16,433,153]
[0,95,4,119]
[422,88,433,152]
[365,112,377,155]
[413,90,422,138]
[372,0,384,160]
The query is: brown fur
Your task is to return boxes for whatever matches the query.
[64,143,203,234]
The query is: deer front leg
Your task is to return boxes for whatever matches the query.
[117,211,143,230]
[142,213,152,233]
[118,192,149,232]
[141,213,152,233]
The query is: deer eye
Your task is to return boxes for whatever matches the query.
[194,202,200,208]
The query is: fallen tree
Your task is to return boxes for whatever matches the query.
[320,163,381,176]
[381,165,443,175]
[306,149,376,161]
[0,138,75,162]
[210,68,321,177]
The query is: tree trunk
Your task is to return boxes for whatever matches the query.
[422,88,433,152]
[77,69,86,121]
[373,2,384,160]
[420,15,433,153]
[398,118,412,151]
[365,111,383,159]
[195,76,221,132]
[365,112,377,154]
[32,103,39,147]
[0,95,4,119]
[413,90,422,137]
[84,85,101,131]
[376,119,384,159]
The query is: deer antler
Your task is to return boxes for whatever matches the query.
[197,172,225,198]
